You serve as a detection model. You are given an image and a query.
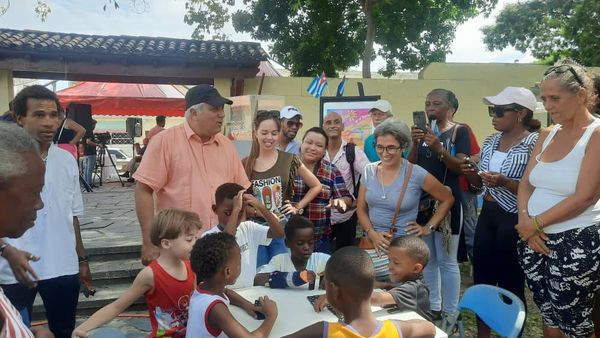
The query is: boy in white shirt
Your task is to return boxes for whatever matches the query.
[203,183,284,289]
[254,215,330,289]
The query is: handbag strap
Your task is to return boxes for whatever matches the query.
[390,162,414,231]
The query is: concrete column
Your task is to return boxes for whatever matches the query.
[213,78,231,98]
[0,70,14,113]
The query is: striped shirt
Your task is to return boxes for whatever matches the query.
[0,289,34,338]
[479,132,538,213]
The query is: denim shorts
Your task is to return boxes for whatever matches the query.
[518,224,600,338]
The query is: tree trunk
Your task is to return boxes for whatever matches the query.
[362,0,375,79]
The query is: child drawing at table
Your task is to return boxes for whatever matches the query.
[315,236,433,321]
[72,209,201,338]
[283,246,436,338]
[203,183,284,289]
[186,232,278,338]
[253,215,330,288]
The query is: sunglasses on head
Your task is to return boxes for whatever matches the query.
[544,65,584,87]
[488,105,521,118]
[256,110,280,119]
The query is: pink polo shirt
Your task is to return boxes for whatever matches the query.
[133,121,250,230]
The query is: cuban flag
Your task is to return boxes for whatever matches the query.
[307,72,328,98]
[336,76,346,96]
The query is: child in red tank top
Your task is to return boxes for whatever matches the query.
[73,209,202,338]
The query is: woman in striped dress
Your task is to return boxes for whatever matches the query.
[461,87,540,338]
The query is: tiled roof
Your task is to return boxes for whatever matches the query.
[0,29,268,64]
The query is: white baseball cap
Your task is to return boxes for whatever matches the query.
[280,106,302,120]
[369,99,392,114]
[483,87,537,112]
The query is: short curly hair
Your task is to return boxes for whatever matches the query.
[191,232,238,283]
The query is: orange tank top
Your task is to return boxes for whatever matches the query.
[145,260,195,338]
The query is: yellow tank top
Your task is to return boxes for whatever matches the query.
[326,320,402,338]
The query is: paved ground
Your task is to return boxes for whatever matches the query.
[79,181,141,250]
[50,182,153,336]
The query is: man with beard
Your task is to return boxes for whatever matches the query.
[277,106,303,155]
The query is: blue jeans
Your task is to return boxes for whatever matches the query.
[83,155,96,186]
[422,232,461,314]
[1,273,80,338]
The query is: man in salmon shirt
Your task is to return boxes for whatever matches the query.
[133,85,250,265]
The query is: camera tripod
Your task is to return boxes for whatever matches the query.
[94,143,124,187]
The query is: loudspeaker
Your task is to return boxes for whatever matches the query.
[66,103,93,132]
[126,118,143,138]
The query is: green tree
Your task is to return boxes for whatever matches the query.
[184,0,497,78]
[482,0,600,66]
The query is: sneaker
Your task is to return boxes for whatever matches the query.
[440,311,460,335]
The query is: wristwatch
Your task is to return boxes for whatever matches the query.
[427,224,437,232]
[297,208,304,215]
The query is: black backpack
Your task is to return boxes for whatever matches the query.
[344,142,361,198]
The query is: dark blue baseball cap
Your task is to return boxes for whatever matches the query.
[185,84,233,109]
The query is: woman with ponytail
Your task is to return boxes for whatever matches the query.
[461,87,540,338]
[243,110,321,266]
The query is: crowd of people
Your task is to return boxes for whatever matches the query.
[0,59,598,338]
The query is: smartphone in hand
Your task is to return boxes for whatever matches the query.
[413,111,428,131]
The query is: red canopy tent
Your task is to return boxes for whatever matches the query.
[56,82,186,117]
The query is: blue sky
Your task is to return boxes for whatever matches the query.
[0,0,534,72]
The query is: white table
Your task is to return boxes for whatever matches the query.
[230,287,447,338]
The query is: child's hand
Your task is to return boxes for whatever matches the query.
[71,328,88,338]
[313,294,329,312]
[232,190,245,212]
[243,302,260,319]
[257,296,277,318]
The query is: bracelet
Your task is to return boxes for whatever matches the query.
[78,255,89,263]
[532,216,544,233]
[253,207,258,217]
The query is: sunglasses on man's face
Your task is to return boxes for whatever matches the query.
[544,65,584,87]
[286,120,303,129]
[488,106,519,118]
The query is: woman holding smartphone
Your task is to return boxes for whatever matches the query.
[461,87,540,338]
[243,110,321,266]
[408,88,470,332]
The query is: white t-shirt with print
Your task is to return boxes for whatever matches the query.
[258,252,330,278]
[0,145,84,282]
[202,221,272,289]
